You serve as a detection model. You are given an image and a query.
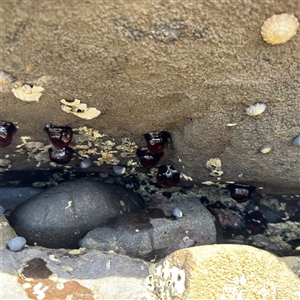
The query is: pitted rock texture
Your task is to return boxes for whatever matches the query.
[9,179,144,248]
[0,1,299,194]
[81,196,216,260]
[159,244,300,299]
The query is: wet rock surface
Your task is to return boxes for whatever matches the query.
[82,196,216,261]
[9,179,145,248]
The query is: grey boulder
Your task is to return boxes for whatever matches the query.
[82,196,216,261]
[9,180,144,249]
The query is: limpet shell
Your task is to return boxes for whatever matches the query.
[261,13,299,45]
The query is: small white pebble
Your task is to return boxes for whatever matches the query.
[245,103,266,116]
[172,208,183,218]
[113,165,126,175]
[259,144,274,154]
[7,236,26,252]
[80,158,93,169]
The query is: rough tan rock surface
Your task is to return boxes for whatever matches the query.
[153,244,300,299]
[1,1,299,193]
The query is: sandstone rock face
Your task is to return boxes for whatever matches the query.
[82,196,216,260]
[0,1,299,194]
[9,180,145,248]
[148,244,300,299]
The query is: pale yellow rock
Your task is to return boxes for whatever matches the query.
[162,244,300,300]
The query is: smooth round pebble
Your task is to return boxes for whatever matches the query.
[7,236,26,252]
[0,205,4,216]
[172,207,183,218]
[80,158,93,169]
[292,134,300,146]
[113,165,126,175]
[259,144,274,154]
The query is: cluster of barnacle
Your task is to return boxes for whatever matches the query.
[136,131,180,188]
[205,157,223,177]
[145,260,185,300]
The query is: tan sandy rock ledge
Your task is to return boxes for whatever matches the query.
[1,244,300,299]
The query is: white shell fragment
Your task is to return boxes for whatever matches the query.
[259,144,274,154]
[261,13,299,45]
[292,134,300,146]
[245,103,266,116]
[60,99,101,120]
[12,83,44,102]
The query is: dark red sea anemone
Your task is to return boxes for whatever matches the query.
[0,121,16,147]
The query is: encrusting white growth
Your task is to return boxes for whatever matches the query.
[245,103,267,116]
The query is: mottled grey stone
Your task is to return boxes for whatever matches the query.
[82,196,216,261]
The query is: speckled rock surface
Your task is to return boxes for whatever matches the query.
[0,0,299,194]
[9,179,145,248]
[150,244,300,299]
[82,196,216,260]
[1,244,300,300]
[0,246,155,300]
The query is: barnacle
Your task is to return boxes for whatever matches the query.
[206,157,223,177]
[245,103,266,116]
[261,13,299,45]
[145,260,185,299]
